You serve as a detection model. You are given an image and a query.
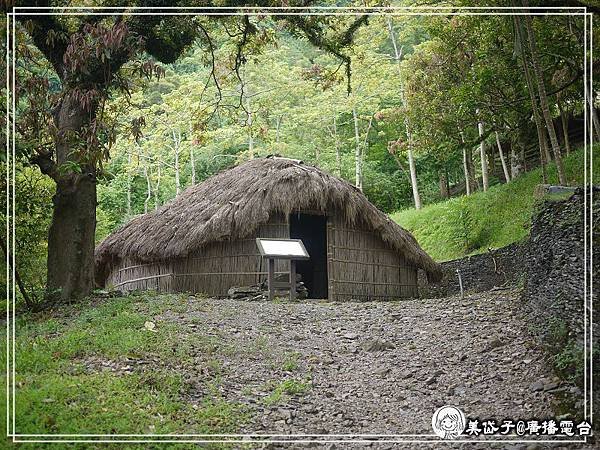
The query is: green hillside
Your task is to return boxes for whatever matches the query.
[391,146,599,262]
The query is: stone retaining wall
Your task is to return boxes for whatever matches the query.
[523,186,599,344]
[419,187,598,330]
[418,242,526,298]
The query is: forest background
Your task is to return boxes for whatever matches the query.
[3,1,599,308]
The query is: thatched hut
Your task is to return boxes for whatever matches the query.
[95,156,442,300]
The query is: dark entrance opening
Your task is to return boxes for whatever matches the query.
[289,213,328,299]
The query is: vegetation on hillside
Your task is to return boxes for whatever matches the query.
[393,146,599,261]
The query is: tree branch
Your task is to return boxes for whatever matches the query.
[18,15,69,78]
[284,15,368,94]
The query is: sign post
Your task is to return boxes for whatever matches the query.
[256,238,310,301]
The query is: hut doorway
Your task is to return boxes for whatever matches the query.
[289,213,328,299]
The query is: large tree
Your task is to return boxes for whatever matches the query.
[10,1,367,303]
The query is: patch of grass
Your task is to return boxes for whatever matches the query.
[207,358,223,375]
[392,146,599,261]
[15,370,184,434]
[193,397,250,434]
[250,336,269,354]
[281,351,301,372]
[544,317,587,388]
[263,378,310,406]
[1,293,251,439]
[547,317,569,347]
[552,343,586,385]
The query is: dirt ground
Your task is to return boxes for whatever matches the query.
[131,288,592,448]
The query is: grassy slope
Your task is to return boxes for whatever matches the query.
[391,146,599,261]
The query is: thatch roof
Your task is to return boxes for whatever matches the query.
[95,156,442,282]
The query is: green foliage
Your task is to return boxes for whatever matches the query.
[545,317,587,386]
[281,351,301,372]
[444,196,476,253]
[93,16,443,241]
[91,11,591,244]
[546,317,570,348]
[393,146,599,261]
[11,9,594,307]
[0,164,54,311]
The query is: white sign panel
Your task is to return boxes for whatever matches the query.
[256,238,310,259]
[261,240,305,257]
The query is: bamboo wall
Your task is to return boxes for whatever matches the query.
[105,259,175,292]
[105,211,418,300]
[105,213,289,295]
[327,214,418,301]
[170,215,289,295]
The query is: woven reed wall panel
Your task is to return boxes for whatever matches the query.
[106,213,289,295]
[327,214,418,301]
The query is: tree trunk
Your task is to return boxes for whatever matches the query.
[460,131,475,195]
[154,164,161,210]
[558,98,571,155]
[585,84,600,142]
[407,141,421,209]
[515,15,551,183]
[539,127,549,184]
[592,106,600,143]
[510,145,522,179]
[333,116,341,177]
[389,146,411,184]
[126,151,132,217]
[388,16,421,207]
[542,129,552,163]
[462,148,471,195]
[0,239,35,309]
[143,159,151,214]
[172,129,181,195]
[189,124,196,185]
[190,146,196,185]
[439,168,449,199]
[246,95,254,155]
[522,1,567,184]
[489,139,497,177]
[495,131,511,183]
[44,98,96,302]
[352,107,362,191]
[467,148,477,191]
[477,112,489,191]
[46,176,96,302]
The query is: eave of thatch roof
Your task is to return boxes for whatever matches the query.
[95,156,442,283]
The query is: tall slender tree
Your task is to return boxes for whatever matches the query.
[522,0,567,185]
[476,111,489,192]
[387,17,421,209]
[514,15,549,184]
[495,131,511,183]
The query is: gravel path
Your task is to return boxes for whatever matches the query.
[153,288,569,445]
